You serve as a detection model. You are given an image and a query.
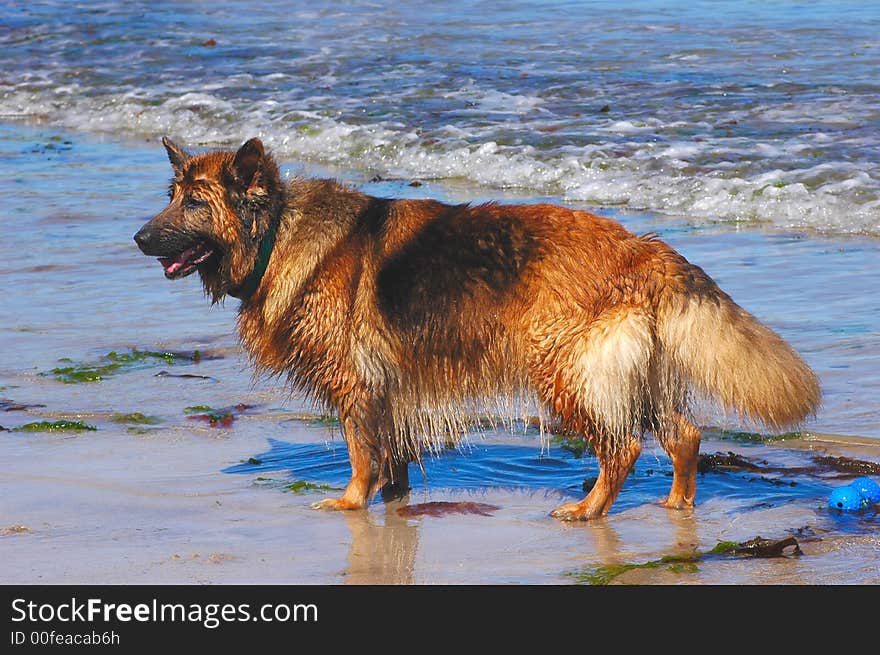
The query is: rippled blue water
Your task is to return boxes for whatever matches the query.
[2,0,879,232]
[222,433,873,525]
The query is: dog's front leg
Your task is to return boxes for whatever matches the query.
[312,417,378,511]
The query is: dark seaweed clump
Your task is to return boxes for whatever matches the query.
[699,450,880,480]
[1,399,46,412]
[184,404,252,428]
[811,456,880,476]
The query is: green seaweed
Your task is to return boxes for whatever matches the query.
[709,541,741,554]
[49,362,120,383]
[184,405,213,413]
[107,349,201,365]
[252,477,281,487]
[715,429,803,443]
[285,480,340,494]
[15,420,97,433]
[665,562,701,575]
[126,426,160,435]
[44,349,203,383]
[247,457,263,465]
[309,415,340,427]
[551,433,595,458]
[566,536,799,585]
[110,412,161,425]
[567,564,637,585]
[566,555,700,585]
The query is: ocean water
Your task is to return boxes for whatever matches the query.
[2,0,879,234]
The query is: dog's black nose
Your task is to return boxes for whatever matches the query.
[133,225,154,252]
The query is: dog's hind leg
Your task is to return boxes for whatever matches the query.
[550,437,641,521]
[532,306,653,520]
[656,413,701,509]
[380,459,411,501]
[312,417,378,511]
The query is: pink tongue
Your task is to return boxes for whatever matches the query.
[159,245,200,274]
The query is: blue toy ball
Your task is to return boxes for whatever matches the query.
[851,477,880,503]
[828,484,869,511]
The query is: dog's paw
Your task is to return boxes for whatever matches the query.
[661,497,695,510]
[550,502,602,522]
[310,497,364,511]
[550,503,585,521]
[311,498,343,511]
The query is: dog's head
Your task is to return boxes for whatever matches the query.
[134,137,284,301]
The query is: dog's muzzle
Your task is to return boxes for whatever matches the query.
[133,223,160,255]
[134,221,215,280]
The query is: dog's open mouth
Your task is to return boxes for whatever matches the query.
[158,243,215,279]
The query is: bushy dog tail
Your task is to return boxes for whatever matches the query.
[659,279,821,431]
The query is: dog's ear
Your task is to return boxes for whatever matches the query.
[232,138,266,192]
[162,137,189,172]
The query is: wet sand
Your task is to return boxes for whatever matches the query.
[3,411,880,585]
[1,125,879,585]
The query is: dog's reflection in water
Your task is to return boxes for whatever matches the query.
[342,498,418,585]
[337,496,703,584]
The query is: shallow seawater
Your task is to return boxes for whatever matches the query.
[1,124,879,584]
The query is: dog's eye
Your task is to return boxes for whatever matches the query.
[185,197,207,211]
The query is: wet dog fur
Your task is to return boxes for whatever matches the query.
[134,137,821,520]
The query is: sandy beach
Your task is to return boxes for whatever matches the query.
[4,407,880,584]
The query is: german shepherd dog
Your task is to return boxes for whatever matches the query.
[134,137,820,520]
